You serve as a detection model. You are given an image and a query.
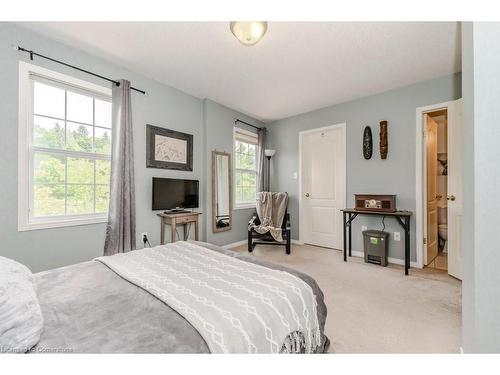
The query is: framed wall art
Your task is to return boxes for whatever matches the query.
[146,124,193,171]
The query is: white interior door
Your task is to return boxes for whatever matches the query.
[301,125,346,249]
[426,115,439,265]
[447,99,463,280]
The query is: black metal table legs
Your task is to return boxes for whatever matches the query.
[343,212,347,262]
[343,212,410,275]
[343,212,357,262]
[395,216,411,275]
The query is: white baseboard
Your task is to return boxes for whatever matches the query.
[223,239,302,249]
[222,240,247,249]
[350,250,419,268]
[223,240,418,267]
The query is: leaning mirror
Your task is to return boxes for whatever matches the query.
[212,150,232,232]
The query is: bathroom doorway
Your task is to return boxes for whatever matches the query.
[425,109,448,271]
[416,99,462,279]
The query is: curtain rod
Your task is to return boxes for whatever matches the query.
[17,46,147,95]
[234,118,265,131]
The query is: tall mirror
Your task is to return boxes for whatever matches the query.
[212,150,232,232]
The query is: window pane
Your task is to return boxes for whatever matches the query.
[95,185,110,213]
[33,152,65,185]
[95,99,111,128]
[95,160,111,185]
[33,116,65,149]
[94,127,112,155]
[66,185,94,215]
[240,171,256,187]
[33,184,65,217]
[67,157,94,184]
[236,141,247,154]
[67,122,93,152]
[244,154,256,170]
[33,81,65,119]
[236,187,244,204]
[248,144,256,156]
[244,187,256,203]
[235,152,244,169]
[67,91,93,124]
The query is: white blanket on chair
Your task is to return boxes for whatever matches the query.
[251,192,289,242]
[95,241,320,353]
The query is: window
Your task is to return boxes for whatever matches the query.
[234,127,258,209]
[18,62,112,230]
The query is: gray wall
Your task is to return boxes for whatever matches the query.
[462,22,500,353]
[0,24,205,272]
[266,73,462,262]
[203,99,264,246]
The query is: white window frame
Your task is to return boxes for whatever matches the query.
[18,61,112,231]
[233,127,259,210]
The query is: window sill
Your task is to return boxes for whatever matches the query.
[18,215,108,231]
[234,204,255,211]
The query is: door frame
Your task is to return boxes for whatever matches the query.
[298,122,347,246]
[415,101,453,269]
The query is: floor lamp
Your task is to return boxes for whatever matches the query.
[264,149,276,191]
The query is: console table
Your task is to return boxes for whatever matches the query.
[341,209,413,275]
[157,212,202,244]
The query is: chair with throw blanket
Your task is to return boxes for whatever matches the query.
[248,192,291,254]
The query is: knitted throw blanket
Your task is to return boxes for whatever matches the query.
[96,241,321,353]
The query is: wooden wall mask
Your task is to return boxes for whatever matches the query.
[379,120,388,159]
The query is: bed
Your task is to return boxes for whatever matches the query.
[15,241,328,354]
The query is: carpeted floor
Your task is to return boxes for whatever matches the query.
[231,243,462,353]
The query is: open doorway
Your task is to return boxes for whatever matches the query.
[425,109,448,271]
[416,99,463,280]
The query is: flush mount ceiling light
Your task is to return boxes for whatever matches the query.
[230,22,268,46]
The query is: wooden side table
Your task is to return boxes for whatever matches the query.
[157,212,202,244]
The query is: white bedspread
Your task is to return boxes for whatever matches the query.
[96,241,321,353]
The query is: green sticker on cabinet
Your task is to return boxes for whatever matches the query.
[370,237,378,245]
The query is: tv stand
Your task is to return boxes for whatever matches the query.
[157,211,202,244]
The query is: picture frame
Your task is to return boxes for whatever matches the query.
[146,124,193,171]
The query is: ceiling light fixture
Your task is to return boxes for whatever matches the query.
[230,22,268,46]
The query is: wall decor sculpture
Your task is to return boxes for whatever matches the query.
[379,120,388,159]
[363,126,373,160]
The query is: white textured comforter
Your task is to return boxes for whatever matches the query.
[96,241,321,353]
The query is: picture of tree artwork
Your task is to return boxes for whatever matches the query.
[146,124,193,171]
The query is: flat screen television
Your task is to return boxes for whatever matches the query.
[152,177,199,211]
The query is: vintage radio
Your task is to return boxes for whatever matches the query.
[354,194,397,213]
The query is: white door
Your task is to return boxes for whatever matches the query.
[447,99,463,280]
[301,125,346,249]
[425,115,439,265]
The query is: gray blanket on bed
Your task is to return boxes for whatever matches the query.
[32,241,328,353]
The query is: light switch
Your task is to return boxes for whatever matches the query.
[293,172,298,179]
[394,232,401,241]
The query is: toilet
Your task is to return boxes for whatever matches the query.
[438,223,448,253]
[438,207,448,253]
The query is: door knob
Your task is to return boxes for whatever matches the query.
[305,192,310,197]
[447,195,456,201]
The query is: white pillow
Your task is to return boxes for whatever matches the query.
[0,256,44,353]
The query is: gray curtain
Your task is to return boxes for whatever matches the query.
[257,127,267,192]
[104,79,136,256]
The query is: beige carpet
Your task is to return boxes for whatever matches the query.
[231,243,462,353]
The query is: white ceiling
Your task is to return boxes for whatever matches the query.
[19,22,461,122]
